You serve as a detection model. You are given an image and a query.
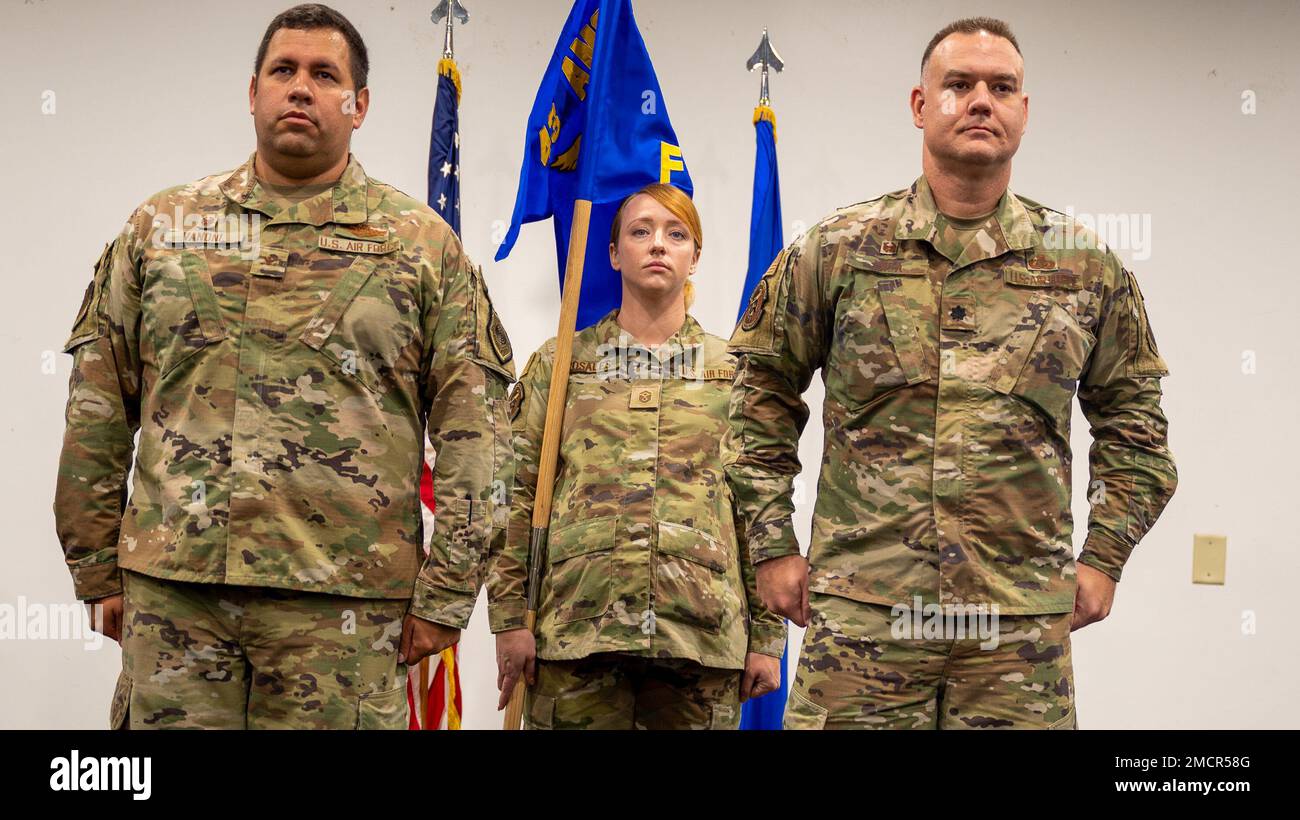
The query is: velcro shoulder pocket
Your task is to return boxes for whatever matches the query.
[1122,269,1169,378]
[470,265,515,383]
[63,239,117,353]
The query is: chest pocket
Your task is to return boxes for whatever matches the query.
[991,265,1096,431]
[557,372,624,461]
[653,369,733,532]
[827,250,934,411]
[300,255,414,395]
[549,372,634,527]
[141,249,227,379]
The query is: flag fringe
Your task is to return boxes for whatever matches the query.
[444,646,461,730]
[752,104,777,141]
[438,57,463,104]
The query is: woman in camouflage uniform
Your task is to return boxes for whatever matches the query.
[487,184,785,729]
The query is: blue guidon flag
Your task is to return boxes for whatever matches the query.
[736,105,783,327]
[737,100,789,731]
[495,0,693,329]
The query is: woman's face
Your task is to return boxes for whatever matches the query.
[610,194,699,302]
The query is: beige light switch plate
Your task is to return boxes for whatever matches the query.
[1192,534,1227,585]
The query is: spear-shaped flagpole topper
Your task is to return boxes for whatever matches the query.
[432,0,470,59]
[745,26,784,105]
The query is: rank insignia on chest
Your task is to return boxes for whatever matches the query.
[941,296,977,332]
[252,247,289,278]
[630,383,661,410]
[740,278,769,332]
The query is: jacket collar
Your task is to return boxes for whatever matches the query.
[591,309,705,355]
[894,175,1038,267]
[219,152,370,226]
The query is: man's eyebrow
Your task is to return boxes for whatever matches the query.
[267,56,341,71]
[942,69,1020,84]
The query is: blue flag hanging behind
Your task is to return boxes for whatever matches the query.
[736,107,783,323]
[738,104,788,731]
[428,59,462,235]
[495,0,693,329]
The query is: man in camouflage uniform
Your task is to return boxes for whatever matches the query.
[726,17,1177,729]
[54,4,514,729]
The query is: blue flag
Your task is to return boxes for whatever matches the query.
[428,59,462,236]
[495,0,693,329]
[736,107,783,323]
[738,104,788,731]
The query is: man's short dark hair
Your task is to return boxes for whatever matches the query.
[254,4,370,90]
[921,17,1021,77]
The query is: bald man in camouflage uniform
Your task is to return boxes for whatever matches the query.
[725,17,1177,729]
[54,4,514,729]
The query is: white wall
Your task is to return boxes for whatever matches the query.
[2,0,1296,729]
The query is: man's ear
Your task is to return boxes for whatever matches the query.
[350,86,370,129]
[909,84,925,129]
[248,74,257,115]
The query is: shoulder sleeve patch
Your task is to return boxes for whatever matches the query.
[729,245,796,357]
[739,278,768,332]
[508,381,525,423]
[489,306,513,365]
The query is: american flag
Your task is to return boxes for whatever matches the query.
[408,54,465,730]
[427,58,461,234]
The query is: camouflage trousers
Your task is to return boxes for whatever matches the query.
[785,592,1077,729]
[112,570,410,729]
[525,653,742,730]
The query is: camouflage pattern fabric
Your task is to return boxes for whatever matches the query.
[524,652,741,730]
[111,570,409,729]
[726,175,1178,615]
[54,154,515,628]
[784,592,1075,730]
[486,312,785,670]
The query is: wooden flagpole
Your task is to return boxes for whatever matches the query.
[502,198,593,729]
